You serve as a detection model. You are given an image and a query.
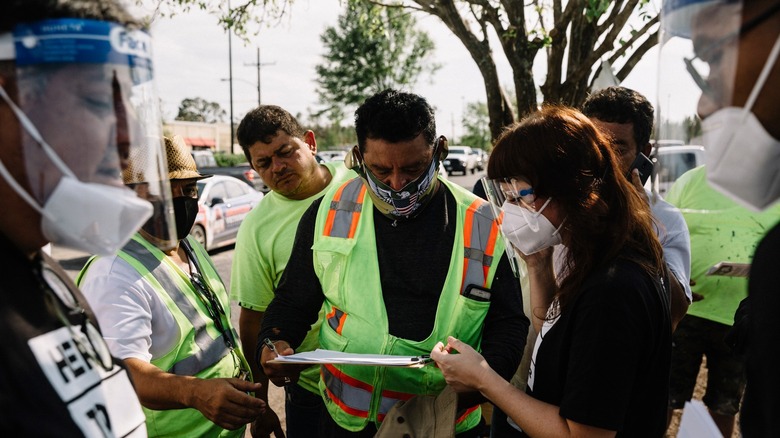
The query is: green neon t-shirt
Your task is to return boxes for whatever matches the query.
[230,161,354,392]
[665,166,780,325]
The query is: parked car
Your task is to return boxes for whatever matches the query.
[439,165,448,179]
[651,144,706,196]
[443,145,477,175]
[191,175,263,251]
[317,150,348,163]
[470,148,489,171]
[191,149,268,194]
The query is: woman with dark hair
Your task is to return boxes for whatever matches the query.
[431,106,671,437]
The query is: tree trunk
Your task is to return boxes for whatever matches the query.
[418,0,514,140]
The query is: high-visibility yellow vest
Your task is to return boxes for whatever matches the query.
[79,234,249,437]
[312,177,503,433]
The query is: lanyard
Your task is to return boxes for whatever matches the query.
[180,239,236,350]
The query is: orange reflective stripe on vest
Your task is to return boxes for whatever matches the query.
[324,182,498,293]
[321,364,414,420]
[324,179,366,239]
[461,199,499,293]
[326,306,347,335]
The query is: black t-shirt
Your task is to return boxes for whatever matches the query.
[740,221,780,437]
[0,235,86,435]
[261,182,528,380]
[0,234,142,436]
[525,255,671,436]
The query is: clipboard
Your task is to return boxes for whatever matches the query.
[267,349,433,368]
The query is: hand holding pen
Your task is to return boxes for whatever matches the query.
[260,338,300,387]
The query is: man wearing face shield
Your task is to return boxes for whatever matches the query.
[258,89,528,436]
[0,1,175,435]
[77,136,266,437]
[658,0,780,434]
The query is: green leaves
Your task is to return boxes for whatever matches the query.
[175,97,227,123]
[584,0,611,22]
[459,101,491,151]
[138,0,295,40]
[314,0,439,118]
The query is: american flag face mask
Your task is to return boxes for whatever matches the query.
[363,155,439,219]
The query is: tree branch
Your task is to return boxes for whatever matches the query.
[614,28,659,82]
[608,14,658,63]
[565,0,650,86]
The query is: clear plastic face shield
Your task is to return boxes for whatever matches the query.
[481,177,533,277]
[0,19,176,254]
[657,0,780,210]
[483,176,563,257]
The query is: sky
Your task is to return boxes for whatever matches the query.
[136,0,665,142]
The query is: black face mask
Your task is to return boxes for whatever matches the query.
[141,196,173,242]
[173,196,199,241]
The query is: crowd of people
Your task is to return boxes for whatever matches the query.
[1,0,778,437]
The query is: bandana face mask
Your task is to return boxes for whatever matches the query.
[346,140,444,219]
[363,157,439,219]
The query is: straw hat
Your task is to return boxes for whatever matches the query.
[123,135,211,184]
[165,135,211,181]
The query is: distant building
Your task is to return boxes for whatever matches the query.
[163,120,235,153]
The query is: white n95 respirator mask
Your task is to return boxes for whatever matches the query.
[41,176,152,256]
[500,198,564,256]
[703,33,780,211]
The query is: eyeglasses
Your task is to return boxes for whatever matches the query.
[684,2,780,98]
[500,178,536,207]
[41,267,114,372]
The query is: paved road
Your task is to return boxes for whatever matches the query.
[51,171,484,435]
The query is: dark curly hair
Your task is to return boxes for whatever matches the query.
[354,89,436,153]
[488,105,664,315]
[236,105,306,163]
[581,86,654,151]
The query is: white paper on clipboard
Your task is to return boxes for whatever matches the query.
[267,349,432,368]
[678,400,722,438]
[706,261,751,278]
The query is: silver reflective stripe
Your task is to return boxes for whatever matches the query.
[327,179,364,238]
[122,239,231,376]
[461,201,496,293]
[322,364,372,415]
[327,308,345,332]
[322,364,410,417]
[378,393,404,416]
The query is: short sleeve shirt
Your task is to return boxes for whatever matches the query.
[527,256,671,436]
[665,166,780,324]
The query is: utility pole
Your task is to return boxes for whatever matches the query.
[227,0,235,154]
[245,47,275,107]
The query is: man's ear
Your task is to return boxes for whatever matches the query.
[641,142,652,157]
[303,130,317,153]
[437,136,448,161]
[345,145,363,172]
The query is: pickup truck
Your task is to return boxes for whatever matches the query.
[190,149,269,193]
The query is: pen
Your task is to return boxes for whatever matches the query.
[264,338,292,384]
[414,354,434,364]
[263,338,279,356]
